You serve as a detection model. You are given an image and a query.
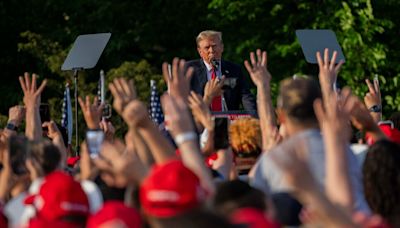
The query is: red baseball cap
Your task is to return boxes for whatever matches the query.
[86,201,141,228]
[366,123,400,145]
[25,171,89,222]
[231,208,280,228]
[0,209,7,228]
[67,156,80,167]
[28,218,82,228]
[140,160,206,218]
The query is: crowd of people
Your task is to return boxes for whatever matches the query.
[0,30,399,227]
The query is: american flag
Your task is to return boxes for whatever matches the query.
[149,80,165,128]
[61,83,73,145]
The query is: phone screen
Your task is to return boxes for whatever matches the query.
[9,135,28,175]
[214,117,230,150]
[40,104,51,123]
[102,104,112,119]
[40,103,51,133]
[86,130,105,159]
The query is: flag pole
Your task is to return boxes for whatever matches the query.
[73,68,80,156]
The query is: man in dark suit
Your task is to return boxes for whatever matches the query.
[185,30,256,111]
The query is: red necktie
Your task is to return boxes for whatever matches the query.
[210,67,222,111]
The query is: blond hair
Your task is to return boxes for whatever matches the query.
[229,118,261,155]
[196,30,223,46]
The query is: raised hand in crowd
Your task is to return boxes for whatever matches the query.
[78,96,104,130]
[265,125,282,151]
[189,91,215,132]
[99,119,115,142]
[203,76,225,106]
[162,57,193,101]
[161,57,214,193]
[349,96,386,142]
[108,78,136,115]
[110,77,175,164]
[188,91,215,156]
[316,48,344,98]
[0,132,12,202]
[124,129,154,167]
[244,49,277,151]
[244,49,272,88]
[19,72,47,140]
[78,142,98,181]
[42,120,67,167]
[4,105,25,136]
[93,140,147,187]
[161,93,215,195]
[364,77,382,123]
[313,88,354,213]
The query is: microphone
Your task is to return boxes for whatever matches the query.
[211,59,220,71]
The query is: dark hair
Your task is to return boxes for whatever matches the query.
[149,208,236,228]
[363,140,400,226]
[389,111,400,131]
[277,77,321,123]
[94,175,126,202]
[213,180,267,216]
[28,139,61,175]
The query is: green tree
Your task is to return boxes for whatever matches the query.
[208,0,397,115]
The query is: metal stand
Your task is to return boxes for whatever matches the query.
[73,69,81,156]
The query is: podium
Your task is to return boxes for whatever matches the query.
[211,110,257,122]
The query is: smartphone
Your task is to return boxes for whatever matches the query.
[40,103,51,132]
[9,135,29,175]
[40,103,51,122]
[86,130,105,159]
[214,117,230,150]
[102,104,112,119]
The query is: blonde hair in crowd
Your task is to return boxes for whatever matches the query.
[229,118,261,154]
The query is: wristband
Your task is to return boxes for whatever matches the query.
[6,122,18,131]
[368,105,382,113]
[174,132,197,145]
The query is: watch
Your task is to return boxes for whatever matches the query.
[368,105,382,113]
[5,122,18,131]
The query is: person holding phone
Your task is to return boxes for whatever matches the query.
[185,30,256,112]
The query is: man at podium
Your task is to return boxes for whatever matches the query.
[185,30,256,112]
